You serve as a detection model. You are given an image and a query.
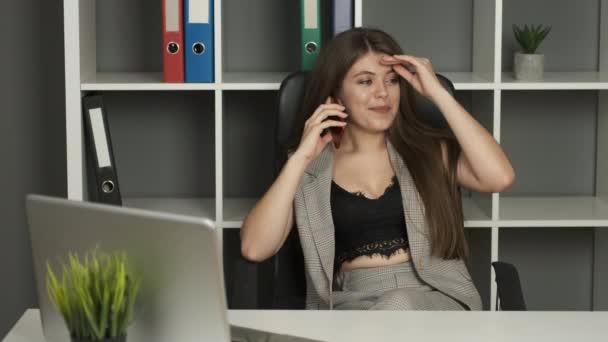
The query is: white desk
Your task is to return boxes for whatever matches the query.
[4,309,608,342]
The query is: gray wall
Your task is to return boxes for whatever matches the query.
[0,0,66,338]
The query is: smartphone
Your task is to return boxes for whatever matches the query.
[327,96,346,149]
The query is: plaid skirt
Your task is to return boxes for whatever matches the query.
[332,259,466,310]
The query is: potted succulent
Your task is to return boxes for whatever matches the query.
[512,24,552,80]
[46,248,141,342]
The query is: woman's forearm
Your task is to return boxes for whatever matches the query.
[432,90,515,190]
[240,153,309,262]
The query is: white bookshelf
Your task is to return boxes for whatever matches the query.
[81,72,218,90]
[63,0,608,311]
[499,196,608,226]
[501,72,608,90]
[122,197,216,218]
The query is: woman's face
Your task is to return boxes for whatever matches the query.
[335,51,401,134]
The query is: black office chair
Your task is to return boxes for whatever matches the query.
[271,71,528,311]
[492,261,527,310]
[270,70,450,309]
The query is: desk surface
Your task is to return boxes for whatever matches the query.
[4,309,608,342]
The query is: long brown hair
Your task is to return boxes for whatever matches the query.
[286,27,469,262]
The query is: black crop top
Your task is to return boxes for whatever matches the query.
[331,175,409,269]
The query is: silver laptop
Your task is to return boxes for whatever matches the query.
[26,194,322,342]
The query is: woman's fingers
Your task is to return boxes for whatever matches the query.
[313,109,348,125]
[382,57,419,87]
[391,64,416,84]
[296,97,350,160]
[311,100,343,117]
[317,120,347,136]
[319,119,348,136]
[319,119,347,129]
[391,54,426,68]
[381,54,435,93]
[307,105,347,126]
[304,97,347,134]
[382,54,431,73]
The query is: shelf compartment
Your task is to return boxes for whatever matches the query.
[499,196,608,226]
[501,0,600,76]
[222,0,305,76]
[498,227,595,310]
[500,90,597,197]
[87,91,216,205]
[91,0,163,76]
[80,1,220,87]
[222,91,278,223]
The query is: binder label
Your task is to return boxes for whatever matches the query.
[165,0,180,32]
[89,108,112,168]
[189,0,210,24]
[304,0,318,29]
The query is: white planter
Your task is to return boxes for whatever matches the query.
[514,52,544,80]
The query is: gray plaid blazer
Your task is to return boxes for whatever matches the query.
[293,137,483,310]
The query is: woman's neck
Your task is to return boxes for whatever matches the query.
[337,127,387,154]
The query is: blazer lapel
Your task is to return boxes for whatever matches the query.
[302,144,335,283]
[386,139,431,268]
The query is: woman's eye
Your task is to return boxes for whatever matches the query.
[358,78,399,85]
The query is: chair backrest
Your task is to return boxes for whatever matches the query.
[270,70,456,309]
[492,261,527,310]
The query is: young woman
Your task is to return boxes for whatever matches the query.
[240,27,515,310]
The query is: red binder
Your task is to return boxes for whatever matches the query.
[162,0,185,82]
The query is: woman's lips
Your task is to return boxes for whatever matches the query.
[369,106,391,113]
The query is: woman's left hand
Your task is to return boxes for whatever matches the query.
[381,54,448,102]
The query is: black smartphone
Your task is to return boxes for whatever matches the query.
[327,96,346,149]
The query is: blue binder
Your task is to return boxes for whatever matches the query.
[184,0,214,83]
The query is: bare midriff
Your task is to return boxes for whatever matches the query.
[339,247,411,272]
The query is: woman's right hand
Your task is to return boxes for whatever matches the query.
[293,96,348,162]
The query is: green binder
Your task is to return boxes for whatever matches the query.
[301,0,322,70]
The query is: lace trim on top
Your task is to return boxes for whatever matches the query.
[332,175,398,200]
[336,237,409,265]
